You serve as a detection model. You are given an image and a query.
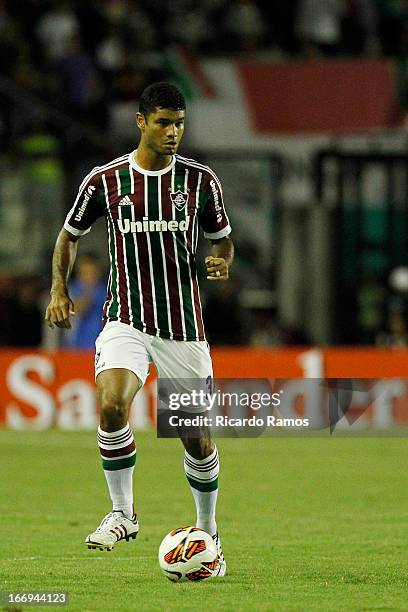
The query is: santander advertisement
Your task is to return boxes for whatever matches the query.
[1,348,408,431]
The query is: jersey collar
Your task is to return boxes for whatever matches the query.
[129,151,176,176]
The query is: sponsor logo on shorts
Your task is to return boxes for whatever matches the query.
[95,351,106,370]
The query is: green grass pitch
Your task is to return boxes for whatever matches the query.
[1,430,408,611]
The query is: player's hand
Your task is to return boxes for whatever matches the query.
[205,256,229,281]
[45,292,75,329]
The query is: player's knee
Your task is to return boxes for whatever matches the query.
[183,435,214,460]
[99,390,129,427]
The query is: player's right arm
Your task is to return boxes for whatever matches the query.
[45,167,105,329]
[45,229,79,329]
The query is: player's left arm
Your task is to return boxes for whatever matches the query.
[199,169,233,281]
[205,236,234,281]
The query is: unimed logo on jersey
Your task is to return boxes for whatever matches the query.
[210,180,223,223]
[74,185,96,222]
[210,180,221,212]
[118,216,190,234]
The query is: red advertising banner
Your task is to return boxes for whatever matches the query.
[1,348,408,429]
[237,59,401,134]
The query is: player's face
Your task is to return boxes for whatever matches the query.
[137,108,185,156]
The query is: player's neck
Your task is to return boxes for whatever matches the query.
[134,148,173,172]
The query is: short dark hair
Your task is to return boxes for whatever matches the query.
[139,82,186,118]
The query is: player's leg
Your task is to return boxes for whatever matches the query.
[177,422,219,538]
[179,423,225,575]
[86,322,150,550]
[86,368,141,550]
[97,368,140,519]
[151,338,225,574]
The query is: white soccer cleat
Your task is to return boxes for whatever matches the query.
[85,511,139,551]
[212,532,226,577]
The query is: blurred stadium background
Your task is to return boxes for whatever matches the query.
[2,4,408,611]
[1,0,408,430]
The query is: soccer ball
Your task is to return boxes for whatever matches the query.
[158,526,219,582]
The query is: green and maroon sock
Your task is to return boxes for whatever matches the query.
[97,423,136,518]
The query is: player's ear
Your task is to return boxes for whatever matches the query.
[136,112,146,131]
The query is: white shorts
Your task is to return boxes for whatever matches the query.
[95,321,213,393]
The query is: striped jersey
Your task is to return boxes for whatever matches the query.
[64,151,231,341]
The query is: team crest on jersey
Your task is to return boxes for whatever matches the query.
[170,190,189,211]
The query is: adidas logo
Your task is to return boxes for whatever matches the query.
[119,195,133,206]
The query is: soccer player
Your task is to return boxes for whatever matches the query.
[45,82,233,576]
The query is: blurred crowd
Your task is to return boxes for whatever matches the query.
[0,253,312,350]
[1,0,408,143]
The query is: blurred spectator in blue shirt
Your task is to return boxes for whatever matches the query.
[64,253,106,349]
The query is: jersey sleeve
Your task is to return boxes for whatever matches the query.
[199,170,231,240]
[64,168,105,236]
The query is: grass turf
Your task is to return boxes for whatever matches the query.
[1,430,407,611]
